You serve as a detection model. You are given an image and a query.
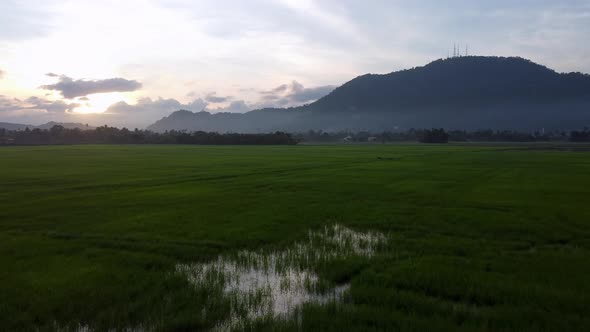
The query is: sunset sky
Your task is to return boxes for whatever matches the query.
[1,0,589,128]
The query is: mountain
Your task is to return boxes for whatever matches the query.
[148,56,590,132]
[148,108,305,133]
[0,121,94,131]
[35,122,94,130]
[311,56,590,111]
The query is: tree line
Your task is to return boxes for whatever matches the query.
[0,125,299,145]
[296,128,589,143]
[569,128,590,142]
[2,125,589,145]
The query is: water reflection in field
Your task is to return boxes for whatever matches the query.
[177,224,387,330]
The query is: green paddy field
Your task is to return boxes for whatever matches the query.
[1,144,589,331]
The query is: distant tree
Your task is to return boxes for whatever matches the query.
[2,126,299,146]
[420,128,449,143]
[2,126,579,145]
[570,128,590,142]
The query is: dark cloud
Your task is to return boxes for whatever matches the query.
[205,92,232,103]
[41,75,142,99]
[0,69,5,79]
[259,81,335,107]
[45,72,59,77]
[77,96,89,101]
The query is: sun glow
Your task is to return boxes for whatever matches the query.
[72,93,135,114]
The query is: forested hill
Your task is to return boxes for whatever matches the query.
[309,56,590,112]
[148,57,590,132]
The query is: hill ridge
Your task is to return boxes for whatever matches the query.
[147,56,590,132]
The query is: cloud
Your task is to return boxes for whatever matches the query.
[0,94,101,126]
[188,98,209,111]
[1,78,329,128]
[0,69,4,79]
[106,97,199,114]
[259,81,335,107]
[208,100,251,113]
[204,92,232,103]
[23,96,79,113]
[0,95,20,111]
[268,84,289,94]
[0,95,77,114]
[41,75,142,99]
[102,97,208,127]
[107,95,249,116]
[101,95,254,127]
[290,81,335,103]
[45,72,59,77]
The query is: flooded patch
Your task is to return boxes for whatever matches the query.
[176,224,387,330]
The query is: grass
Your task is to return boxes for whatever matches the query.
[1,144,589,331]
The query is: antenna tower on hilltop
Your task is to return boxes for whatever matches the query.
[448,43,471,58]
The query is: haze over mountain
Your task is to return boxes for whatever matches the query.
[0,121,93,131]
[0,122,33,131]
[147,56,590,133]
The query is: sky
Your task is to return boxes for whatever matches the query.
[1,0,589,128]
